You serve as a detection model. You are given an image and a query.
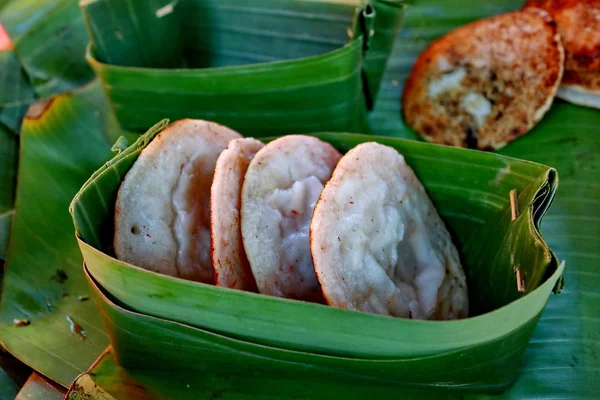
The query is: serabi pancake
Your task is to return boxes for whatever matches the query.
[210,138,264,291]
[241,135,341,302]
[114,119,241,283]
[310,142,468,320]
[402,9,564,149]
[524,0,600,109]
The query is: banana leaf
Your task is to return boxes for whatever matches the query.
[81,0,403,135]
[0,0,94,98]
[70,119,561,391]
[0,124,17,261]
[0,50,35,133]
[0,0,597,397]
[0,83,125,387]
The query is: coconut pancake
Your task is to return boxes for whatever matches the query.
[211,138,264,291]
[241,136,341,302]
[114,119,241,283]
[524,0,600,109]
[402,8,564,149]
[310,142,468,320]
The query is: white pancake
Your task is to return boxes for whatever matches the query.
[310,142,468,320]
[557,85,600,109]
[210,138,264,291]
[241,135,341,302]
[114,119,241,283]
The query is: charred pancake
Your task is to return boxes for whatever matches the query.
[402,9,564,149]
[241,136,341,302]
[525,0,600,108]
[311,142,468,320]
[211,138,264,291]
[114,119,241,283]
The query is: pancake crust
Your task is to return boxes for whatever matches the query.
[211,138,264,291]
[402,9,564,149]
[241,135,341,302]
[311,142,468,320]
[114,119,241,282]
[525,0,600,108]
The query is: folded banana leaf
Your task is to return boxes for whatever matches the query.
[70,121,561,391]
[81,0,403,135]
[67,263,556,399]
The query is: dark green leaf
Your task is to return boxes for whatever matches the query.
[82,0,403,134]
[0,0,94,98]
[0,124,17,261]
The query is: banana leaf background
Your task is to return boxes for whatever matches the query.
[0,0,598,398]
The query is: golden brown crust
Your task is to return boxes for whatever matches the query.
[524,0,600,94]
[402,9,564,149]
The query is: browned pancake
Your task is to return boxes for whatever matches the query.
[402,9,564,149]
[525,0,600,108]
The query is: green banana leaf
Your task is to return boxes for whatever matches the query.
[82,0,403,135]
[15,372,65,400]
[0,124,17,261]
[0,50,35,133]
[0,0,597,397]
[0,83,124,387]
[70,118,561,392]
[0,0,94,98]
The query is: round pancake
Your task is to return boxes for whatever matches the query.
[210,138,264,291]
[114,119,241,283]
[402,9,564,149]
[524,0,600,109]
[311,142,468,320]
[241,135,341,302]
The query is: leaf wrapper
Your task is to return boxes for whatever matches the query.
[70,123,562,392]
[80,0,404,135]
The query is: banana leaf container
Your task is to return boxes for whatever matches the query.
[80,0,404,135]
[70,120,564,394]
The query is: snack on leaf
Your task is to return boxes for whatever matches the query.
[211,138,264,291]
[114,119,241,283]
[311,142,468,320]
[524,0,600,109]
[241,136,341,302]
[402,9,564,150]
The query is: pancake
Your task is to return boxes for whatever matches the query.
[310,142,468,320]
[402,8,564,149]
[114,119,241,283]
[210,138,264,291]
[524,0,600,109]
[241,135,341,302]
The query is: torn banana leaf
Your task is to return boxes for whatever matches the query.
[81,0,403,135]
[71,122,560,391]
